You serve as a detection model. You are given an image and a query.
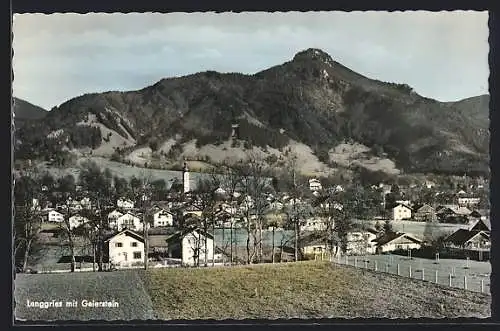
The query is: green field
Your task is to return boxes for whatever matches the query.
[14,261,490,321]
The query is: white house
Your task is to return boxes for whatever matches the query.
[346,230,378,255]
[117,198,135,210]
[107,209,124,229]
[457,196,481,207]
[373,232,422,253]
[153,209,174,227]
[80,197,92,209]
[47,210,64,223]
[116,212,143,232]
[334,185,344,192]
[68,215,90,230]
[165,227,215,266]
[302,217,328,232]
[392,204,412,221]
[309,178,322,192]
[105,229,144,268]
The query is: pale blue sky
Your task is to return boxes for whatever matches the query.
[13,11,489,110]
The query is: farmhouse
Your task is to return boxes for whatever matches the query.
[153,209,174,227]
[413,203,437,222]
[80,197,92,209]
[164,227,215,266]
[392,203,412,221]
[105,229,144,268]
[182,206,203,218]
[68,215,90,229]
[309,178,322,192]
[346,229,378,255]
[456,191,481,207]
[301,236,328,257]
[444,219,491,251]
[436,205,472,224]
[302,217,327,232]
[117,198,135,210]
[116,212,143,232]
[373,232,422,253]
[107,209,124,228]
[47,210,64,223]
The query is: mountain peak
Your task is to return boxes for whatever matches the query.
[292,48,334,65]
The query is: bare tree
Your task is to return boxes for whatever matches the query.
[219,163,243,265]
[59,202,77,272]
[236,153,269,264]
[14,170,45,272]
[193,171,220,267]
[136,169,154,270]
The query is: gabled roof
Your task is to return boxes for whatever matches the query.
[165,226,214,243]
[104,229,144,243]
[393,203,412,210]
[470,219,491,232]
[445,229,489,246]
[413,203,434,212]
[373,232,422,246]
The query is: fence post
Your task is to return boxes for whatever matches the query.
[345,255,348,265]
[409,265,412,278]
[464,275,467,290]
[422,268,425,281]
[481,279,484,293]
[397,264,400,276]
[338,254,341,264]
[385,263,389,273]
[449,274,452,287]
[354,257,357,268]
[364,260,368,269]
[435,270,438,284]
[374,261,378,272]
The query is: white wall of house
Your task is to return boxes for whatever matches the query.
[393,205,412,221]
[117,198,134,210]
[48,210,64,223]
[68,215,89,229]
[458,197,480,206]
[108,232,144,267]
[302,217,327,232]
[346,232,378,255]
[309,179,322,191]
[116,213,143,232]
[181,231,214,266]
[378,236,422,253]
[303,244,328,255]
[153,210,174,227]
[107,209,124,228]
[80,197,92,209]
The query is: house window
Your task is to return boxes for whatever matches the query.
[133,252,142,259]
[115,242,123,247]
[131,242,138,247]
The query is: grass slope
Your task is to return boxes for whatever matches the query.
[14,261,490,321]
[14,270,154,321]
[140,261,491,320]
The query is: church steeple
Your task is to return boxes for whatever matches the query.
[182,161,190,193]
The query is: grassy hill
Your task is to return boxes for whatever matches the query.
[14,49,489,177]
[14,261,490,321]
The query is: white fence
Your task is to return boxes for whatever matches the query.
[333,254,491,295]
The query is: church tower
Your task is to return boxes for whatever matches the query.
[182,161,190,193]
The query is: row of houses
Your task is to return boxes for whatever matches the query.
[44,206,175,231]
[301,218,491,259]
[105,227,218,267]
[390,202,488,223]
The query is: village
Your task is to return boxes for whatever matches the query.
[14,159,491,274]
